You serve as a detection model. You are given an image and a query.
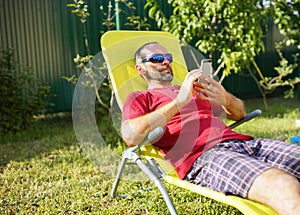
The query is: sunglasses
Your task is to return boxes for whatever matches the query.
[139,53,173,64]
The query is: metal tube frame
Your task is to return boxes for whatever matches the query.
[110,110,261,215]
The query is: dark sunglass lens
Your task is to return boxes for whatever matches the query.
[143,54,173,64]
[150,54,164,63]
[166,54,172,62]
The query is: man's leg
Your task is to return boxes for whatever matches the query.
[248,168,300,215]
[185,139,300,214]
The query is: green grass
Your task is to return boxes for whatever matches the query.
[1,97,300,214]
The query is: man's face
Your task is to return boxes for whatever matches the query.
[137,44,173,82]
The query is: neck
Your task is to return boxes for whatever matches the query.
[147,81,172,89]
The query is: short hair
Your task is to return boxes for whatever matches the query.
[134,42,159,60]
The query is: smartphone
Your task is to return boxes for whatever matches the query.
[200,59,212,77]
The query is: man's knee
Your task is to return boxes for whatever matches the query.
[247,168,300,215]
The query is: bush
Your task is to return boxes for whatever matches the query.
[0,49,53,133]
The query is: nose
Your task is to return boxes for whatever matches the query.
[162,57,171,65]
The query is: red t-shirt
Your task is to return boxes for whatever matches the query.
[122,86,252,179]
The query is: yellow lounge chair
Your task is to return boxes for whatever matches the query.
[100,30,278,215]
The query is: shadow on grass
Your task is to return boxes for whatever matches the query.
[0,113,76,173]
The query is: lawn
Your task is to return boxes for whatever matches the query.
[1,96,300,215]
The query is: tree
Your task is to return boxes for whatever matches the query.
[260,0,300,98]
[0,49,53,133]
[145,0,300,109]
[66,0,151,146]
[146,0,266,77]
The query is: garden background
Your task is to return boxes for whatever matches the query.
[1,0,299,114]
[1,0,300,214]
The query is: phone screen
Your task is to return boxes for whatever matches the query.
[200,59,212,77]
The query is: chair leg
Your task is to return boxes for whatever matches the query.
[110,156,127,198]
[111,150,178,215]
[135,158,178,215]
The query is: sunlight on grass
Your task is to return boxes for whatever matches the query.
[1,96,299,214]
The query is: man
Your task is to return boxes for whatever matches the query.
[121,42,300,215]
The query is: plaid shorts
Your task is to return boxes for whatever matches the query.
[184,138,300,198]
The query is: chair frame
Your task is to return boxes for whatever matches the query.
[111,110,263,215]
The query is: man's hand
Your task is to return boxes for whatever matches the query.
[196,75,246,121]
[196,76,226,106]
[175,69,203,108]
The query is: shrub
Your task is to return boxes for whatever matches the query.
[0,49,53,133]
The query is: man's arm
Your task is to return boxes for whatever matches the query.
[121,99,181,147]
[223,91,246,121]
[121,70,202,147]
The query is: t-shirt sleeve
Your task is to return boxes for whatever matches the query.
[122,91,149,122]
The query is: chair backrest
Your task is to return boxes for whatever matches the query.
[100,30,188,110]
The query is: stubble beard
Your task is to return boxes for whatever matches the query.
[145,67,174,82]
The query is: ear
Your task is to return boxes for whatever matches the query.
[135,64,146,75]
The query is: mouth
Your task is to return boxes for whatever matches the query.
[160,67,172,73]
